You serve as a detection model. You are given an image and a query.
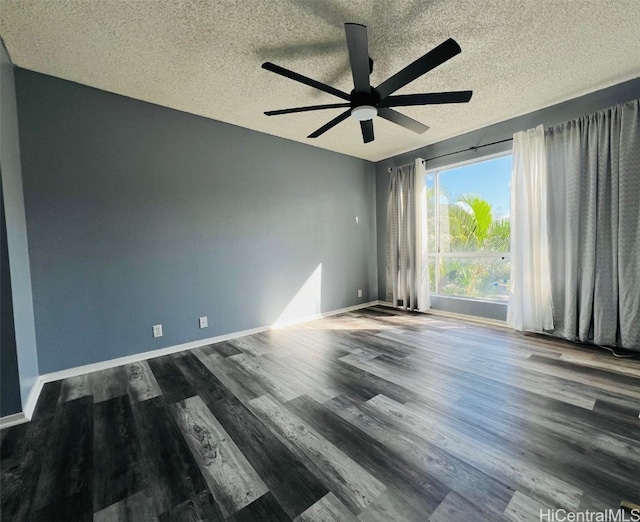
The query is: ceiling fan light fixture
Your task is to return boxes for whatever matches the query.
[351,105,377,121]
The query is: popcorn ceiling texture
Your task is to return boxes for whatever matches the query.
[1,0,639,161]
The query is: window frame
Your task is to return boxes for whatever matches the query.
[422,151,512,299]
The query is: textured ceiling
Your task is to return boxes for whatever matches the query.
[1,0,640,162]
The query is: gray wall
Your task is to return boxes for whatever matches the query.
[376,77,640,317]
[430,296,507,322]
[1,179,22,416]
[15,69,377,374]
[1,42,39,411]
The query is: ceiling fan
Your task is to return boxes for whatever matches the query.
[262,23,473,144]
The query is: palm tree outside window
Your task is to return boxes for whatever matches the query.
[425,153,512,302]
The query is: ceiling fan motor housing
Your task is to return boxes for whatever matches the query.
[350,89,380,120]
[350,89,379,107]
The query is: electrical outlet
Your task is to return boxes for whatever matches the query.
[152,324,163,338]
[358,289,363,298]
[199,316,208,329]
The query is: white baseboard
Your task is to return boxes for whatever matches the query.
[424,308,507,327]
[371,299,508,328]
[40,300,378,384]
[0,411,28,430]
[39,324,272,384]
[0,378,45,430]
[23,377,45,420]
[271,300,379,328]
[0,300,379,429]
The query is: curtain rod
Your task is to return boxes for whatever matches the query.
[422,137,513,165]
[386,137,513,172]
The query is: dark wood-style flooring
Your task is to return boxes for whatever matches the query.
[2,306,639,521]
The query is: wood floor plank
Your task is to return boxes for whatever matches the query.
[157,489,223,522]
[346,331,415,360]
[440,353,598,410]
[93,490,157,522]
[266,329,350,363]
[258,353,341,404]
[523,354,640,399]
[227,353,303,402]
[325,394,515,519]
[147,356,196,404]
[130,396,208,515]
[59,374,92,403]
[330,357,418,404]
[366,394,584,509]
[227,335,270,357]
[247,394,386,515]
[356,488,437,522]
[31,381,62,421]
[88,366,128,403]
[33,491,93,521]
[338,349,463,406]
[32,396,93,515]
[559,351,640,378]
[192,347,270,403]
[379,328,600,409]
[203,341,243,358]
[406,388,640,502]
[170,395,268,518]
[593,397,640,431]
[260,348,344,403]
[502,490,550,522]
[125,361,162,403]
[227,492,292,522]
[0,419,52,520]
[93,395,145,512]
[286,394,449,516]
[294,492,356,522]
[174,353,329,518]
[499,396,640,465]
[429,491,495,522]
[274,346,415,402]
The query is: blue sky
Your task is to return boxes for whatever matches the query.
[438,155,512,218]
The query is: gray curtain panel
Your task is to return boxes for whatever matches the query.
[546,99,640,351]
[386,163,418,309]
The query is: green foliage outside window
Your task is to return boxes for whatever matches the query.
[428,188,511,302]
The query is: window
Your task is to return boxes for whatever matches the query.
[424,154,511,302]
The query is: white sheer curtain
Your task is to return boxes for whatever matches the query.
[386,159,430,310]
[415,158,431,311]
[507,125,554,332]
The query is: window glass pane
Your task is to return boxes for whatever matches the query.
[428,256,436,293]
[438,256,510,302]
[438,155,511,253]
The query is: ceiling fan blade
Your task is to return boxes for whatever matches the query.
[378,108,429,134]
[375,38,462,100]
[360,119,374,143]
[379,90,473,108]
[308,110,352,138]
[262,62,351,101]
[265,103,351,116]
[344,23,371,93]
